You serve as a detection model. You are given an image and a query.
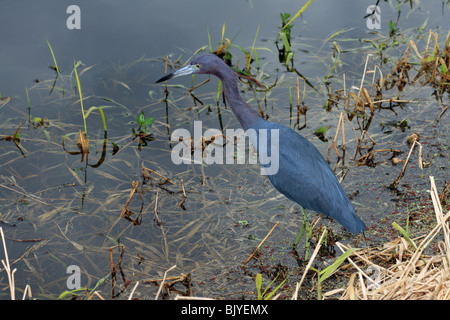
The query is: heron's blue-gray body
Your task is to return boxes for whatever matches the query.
[253,119,366,233]
[157,53,366,233]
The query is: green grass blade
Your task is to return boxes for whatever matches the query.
[319,27,353,51]
[58,287,86,300]
[216,80,222,104]
[318,247,357,284]
[220,23,226,48]
[58,272,110,300]
[282,0,313,30]
[256,273,262,299]
[84,106,108,132]
[25,86,31,123]
[280,31,292,52]
[247,24,260,70]
[325,43,341,82]
[46,40,64,95]
[73,60,87,136]
[207,26,212,53]
[46,40,61,75]
[96,96,132,113]
[263,276,288,300]
[392,222,417,249]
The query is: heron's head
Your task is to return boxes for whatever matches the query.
[155,53,227,83]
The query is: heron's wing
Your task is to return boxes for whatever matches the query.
[256,123,365,232]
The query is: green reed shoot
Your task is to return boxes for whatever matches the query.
[246,24,260,71]
[319,27,350,52]
[25,87,30,109]
[46,40,64,95]
[73,60,88,136]
[25,86,31,123]
[277,13,295,66]
[85,106,108,132]
[310,246,356,299]
[276,0,312,44]
[275,0,312,66]
[216,80,222,104]
[46,40,61,75]
[220,22,226,51]
[207,26,212,53]
[325,42,341,83]
[73,61,108,137]
[392,221,416,250]
[280,0,312,32]
[255,273,288,300]
[280,13,294,41]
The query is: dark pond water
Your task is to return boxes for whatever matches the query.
[0,1,448,299]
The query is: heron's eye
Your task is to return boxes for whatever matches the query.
[196,64,202,69]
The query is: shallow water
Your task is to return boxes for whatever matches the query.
[0,0,448,299]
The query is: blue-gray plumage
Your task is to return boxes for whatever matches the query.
[156,53,366,233]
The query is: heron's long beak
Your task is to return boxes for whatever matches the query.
[155,64,200,83]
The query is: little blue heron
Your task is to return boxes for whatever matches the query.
[156,53,366,233]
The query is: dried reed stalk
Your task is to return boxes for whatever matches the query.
[327,176,450,300]
[242,222,279,268]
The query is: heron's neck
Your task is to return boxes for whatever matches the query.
[217,70,260,130]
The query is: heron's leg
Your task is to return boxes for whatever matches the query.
[292,206,311,248]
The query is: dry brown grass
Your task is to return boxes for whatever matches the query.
[324,176,450,300]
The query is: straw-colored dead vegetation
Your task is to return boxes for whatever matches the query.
[322,176,450,300]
